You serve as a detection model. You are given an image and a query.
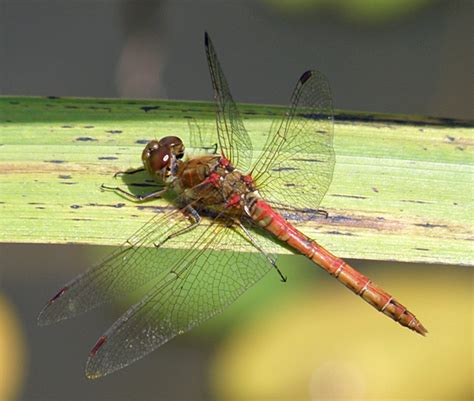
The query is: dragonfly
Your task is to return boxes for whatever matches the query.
[38,32,426,379]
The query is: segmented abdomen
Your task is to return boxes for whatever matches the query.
[250,199,427,336]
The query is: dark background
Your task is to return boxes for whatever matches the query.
[2,1,473,118]
[1,1,472,401]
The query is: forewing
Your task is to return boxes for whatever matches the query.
[187,117,218,156]
[252,70,335,211]
[205,32,253,172]
[85,220,274,378]
[38,204,201,325]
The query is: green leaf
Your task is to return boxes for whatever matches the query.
[0,96,472,265]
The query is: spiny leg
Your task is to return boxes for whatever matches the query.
[113,167,145,178]
[101,184,167,202]
[154,206,201,248]
[236,220,287,282]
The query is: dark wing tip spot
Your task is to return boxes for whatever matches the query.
[204,31,209,46]
[300,70,312,84]
[49,286,68,304]
[90,336,107,357]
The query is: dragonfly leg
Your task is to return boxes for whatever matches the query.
[208,143,218,154]
[113,167,145,178]
[316,209,328,219]
[101,184,167,202]
[153,206,201,248]
[236,221,287,282]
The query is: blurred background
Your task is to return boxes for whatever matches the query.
[0,1,473,400]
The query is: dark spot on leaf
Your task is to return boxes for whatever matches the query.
[62,125,73,128]
[65,105,78,109]
[400,199,431,204]
[326,231,354,236]
[140,106,160,112]
[83,125,95,129]
[331,194,367,200]
[445,135,455,142]
[76,137,97,142]
[106,130,122,134]
[58,175,72,179]
[414,247,430,251]
[88,106,112,112]
[292,158,323,163]
[47,96,60,99]
[70,204,82,209]
[301,112,331,120]
[414,223,448,229]
[372,187,379,193]
[45,160,65,164]
[271,167,297,172]
[335,113,474,128]
[136,139,149,144]
[98,156,118,160]
[328,215,354,223]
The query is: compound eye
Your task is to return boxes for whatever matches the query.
[159,136,185,159]
[148,147,171,172]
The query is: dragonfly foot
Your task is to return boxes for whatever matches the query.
[316,209,329,219]
[272,262,287,282]
[101,183,118,192]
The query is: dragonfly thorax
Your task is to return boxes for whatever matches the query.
[173,155,259,217]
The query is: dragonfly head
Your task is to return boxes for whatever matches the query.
[142,136,185,183]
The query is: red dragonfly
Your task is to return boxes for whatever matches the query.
[39,33,426,379]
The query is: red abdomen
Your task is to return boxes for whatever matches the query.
[250,199,427,336]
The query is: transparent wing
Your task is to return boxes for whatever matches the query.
[187,117,218,157]
[85,219,274,378]
[38,203,202,325]
[205,32,253,172]
[251,70,335,211]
